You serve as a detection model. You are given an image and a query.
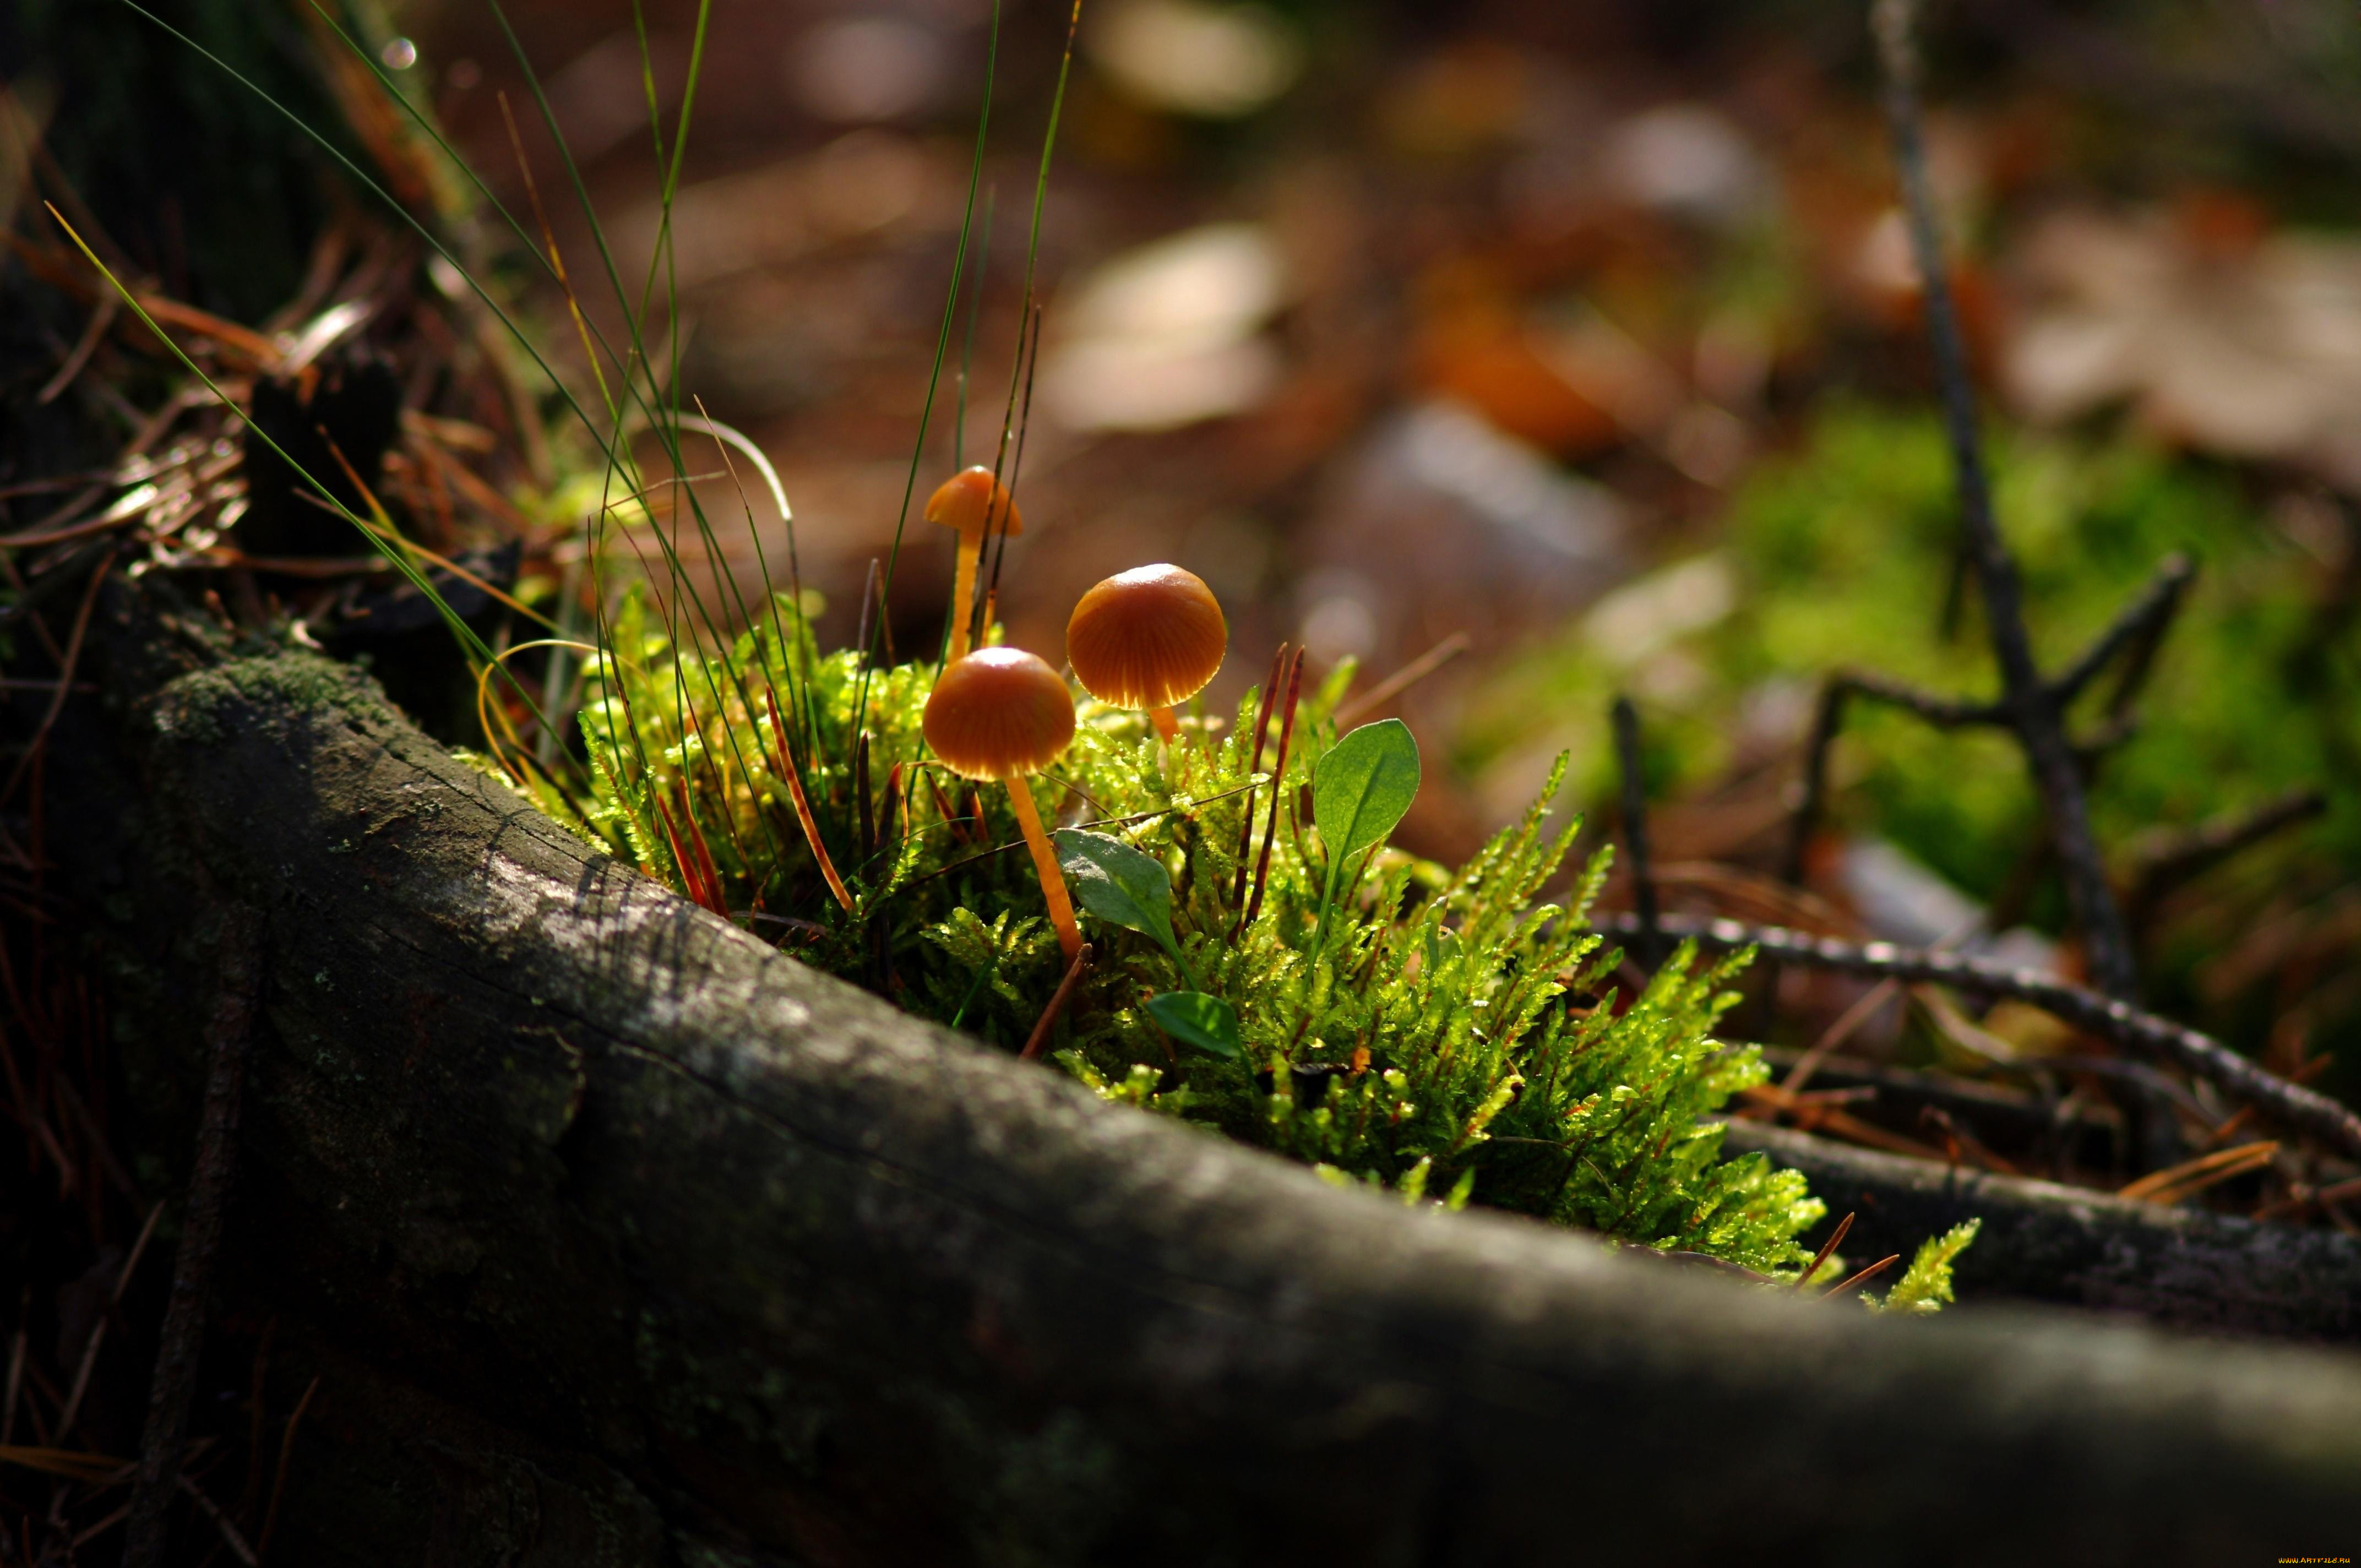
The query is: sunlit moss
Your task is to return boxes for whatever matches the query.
[557,591,1833,1275]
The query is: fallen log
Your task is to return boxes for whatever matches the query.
[50,596,2361,1564]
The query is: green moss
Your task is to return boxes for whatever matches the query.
[568,591,1846,1277]
[157,653,394,745]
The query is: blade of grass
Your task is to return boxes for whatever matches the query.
[978,299,1045,639]
[479,0,802,881]
[966,0,1082,655]
[954,188,996,473]
[766,683,854,912]
[851,0,1007,731]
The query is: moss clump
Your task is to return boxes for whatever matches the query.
[547,590,1850,1278]
[156,652,394,746]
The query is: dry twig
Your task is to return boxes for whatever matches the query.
[1020,943,1095,1063]
[1610,696,1660,965]
[1785,0,2161,1006]
[1596,910,2361,1163]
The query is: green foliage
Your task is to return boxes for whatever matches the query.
[1471,405,2360,902]
[1724,409,2354,900]
[575,598,1847,1277]
[1143,991,1244,1058]
[1459,404,2361,1071]
[1864,1220,1982,1315]
[1308,716,1421,947]
[1056,829,1199,986]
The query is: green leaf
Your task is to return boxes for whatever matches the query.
[1309,718,1421,946]
[1145,991,1242,1058]
[1054,829,1177,951]
[1313,719,1421,863]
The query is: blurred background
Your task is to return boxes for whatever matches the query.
[374,0,2361,1094]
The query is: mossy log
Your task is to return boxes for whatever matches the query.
[49,595,2361,1565]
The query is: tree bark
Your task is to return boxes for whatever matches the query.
[51,592,2361,1565]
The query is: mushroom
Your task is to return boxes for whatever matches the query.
[925,466,1022,664]
[1065,564,1227,742]
[923,646,1082,961]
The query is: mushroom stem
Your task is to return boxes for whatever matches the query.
[1149,705,1180,742]
[1004,776,1082,961]
[946,526,984,664]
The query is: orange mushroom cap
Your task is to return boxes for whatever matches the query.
[924,466,1024,537]
[1066,564,1227,712]
[923,647,1075,780]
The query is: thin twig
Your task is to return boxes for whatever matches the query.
[1794,1211,1857,1291]
[1596,910,2361,1162]
[2115,1140,2277,1206]
[1783,670,2001,886]
[1780,979,1902,1099]
[36,290,118,405]
[1783,679,1848,888]
[1333,631,1470,727]
[2049,553,2195,708]
[1842,669,2001,730]
[177,1473,259,1567]
[1974,1053,2215,1128]
[2,1298,24,1446]
[1020,943,1094,1062]
[1240,649,1304,935]
[855,557,882,671]
[2124,787,2328,925]
[1873,0,2139,1002]
[1821,1254,1903,1300]
[1918,1104,2021,1175]
[1611,696,1659,965]
[55,1199,164,1438]
[1231,643,1285,910]
[123,903,263,1567]
[0,546,112,813]
[255,1375,318,1565]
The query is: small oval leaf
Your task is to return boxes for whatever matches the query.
[1145,990,1242,1058]
[1312,718,1421,863]
[1054,829,1177,950]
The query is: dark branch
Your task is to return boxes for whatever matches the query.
[2125,787,2330,924]
[1783,671,1999,887]
[1840,669,2003,729]
[2049,553,2195,710]
[1611,695,1660,963]
[1597,910,2361,1163]
[1873,0,2140,1002]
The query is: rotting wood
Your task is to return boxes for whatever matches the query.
[43,593,2361,1564]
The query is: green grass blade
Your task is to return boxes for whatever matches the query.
[850,0,1006,738]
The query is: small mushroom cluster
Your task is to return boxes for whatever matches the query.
[921,469,1230,961]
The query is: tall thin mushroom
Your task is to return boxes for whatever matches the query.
[926,466,1023,665]
[1065,564,1227,742]
[924,646,1083,961]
